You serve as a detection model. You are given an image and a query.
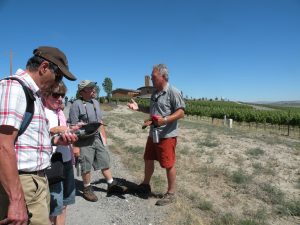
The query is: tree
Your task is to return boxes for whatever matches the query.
[102,77,113,101]
[95,85,100,98]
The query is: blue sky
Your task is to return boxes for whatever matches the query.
[0,0,299,102]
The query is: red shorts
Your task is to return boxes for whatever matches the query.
[144,136,177,168]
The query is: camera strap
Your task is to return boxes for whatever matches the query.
[81,99,98,123]
[57,111,60,126]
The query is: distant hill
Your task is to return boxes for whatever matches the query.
[271,100,300,107]
[252,100,300,108]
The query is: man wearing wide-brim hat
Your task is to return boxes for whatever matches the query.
[0,46,78,225]
[69,80,126,202]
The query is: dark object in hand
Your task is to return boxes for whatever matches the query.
[73,122,102,138]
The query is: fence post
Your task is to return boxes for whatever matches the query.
[228,119,233,129]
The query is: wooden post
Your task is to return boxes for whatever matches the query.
[288,110,290,136]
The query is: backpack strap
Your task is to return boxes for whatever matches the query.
[2,77,36,136]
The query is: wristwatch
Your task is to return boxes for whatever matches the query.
[163,116,168,124]
[51,134,59,146]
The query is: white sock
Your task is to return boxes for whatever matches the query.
[107,179,113,184]
[84,183,91,187]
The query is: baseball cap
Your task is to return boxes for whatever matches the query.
[78,80,97,91]
[33,46,77,81]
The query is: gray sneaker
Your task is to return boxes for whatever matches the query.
[83,185,98,202]
[155,192,176,206]
[107,180,127,194]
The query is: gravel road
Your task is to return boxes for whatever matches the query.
[64,103,170,225]
[66,148,169,225]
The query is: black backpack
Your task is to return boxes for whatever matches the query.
[1,77,36,136]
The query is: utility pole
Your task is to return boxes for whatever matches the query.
[9,50,13,76]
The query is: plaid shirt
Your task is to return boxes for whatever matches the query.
[0,69,52,171]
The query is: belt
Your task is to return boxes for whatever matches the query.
[18,169,46,177]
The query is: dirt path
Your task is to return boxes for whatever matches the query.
[66,151,169,225]
[64,103,170,225]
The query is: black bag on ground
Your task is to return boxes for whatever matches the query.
[45,152,65,185]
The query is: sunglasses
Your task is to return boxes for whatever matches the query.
[51,93,65,99]
[49,62,63,82]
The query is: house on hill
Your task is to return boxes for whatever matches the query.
[111,88,140,98]
[137,75,155,99]
[112,75,154,99]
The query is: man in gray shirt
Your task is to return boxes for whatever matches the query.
[128,64,185,206]
[69,80,126,202]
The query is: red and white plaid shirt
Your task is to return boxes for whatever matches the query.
[0,69,52,171]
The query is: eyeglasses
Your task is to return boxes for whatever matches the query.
[54,68,63,82]
[55,72,63,82]
[51,93,65,99]
[82,87,96,93]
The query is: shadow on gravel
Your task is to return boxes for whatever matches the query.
[74,178,107,198]
[93,177,138,199]
[75,177,162,200]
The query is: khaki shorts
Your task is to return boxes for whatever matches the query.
[0,173,50,225]
[78,136,110,173]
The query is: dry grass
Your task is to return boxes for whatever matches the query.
[104,105,300,225]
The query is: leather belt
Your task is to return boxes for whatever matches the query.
[18,170,46,177]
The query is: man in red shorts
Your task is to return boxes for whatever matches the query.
[128,64,185,206]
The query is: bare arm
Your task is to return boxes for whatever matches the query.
[0,125,28,225]
[165,108,185,123]
[50,126,68,135]
[99,120,107,145]
[154,108,185,127]
[127,98,139,111]
[51,132,79,146]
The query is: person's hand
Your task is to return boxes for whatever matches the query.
[0,200,29,225]
[142,120,153,129]
[127,99,139,111]
[69,122,86,131]
[73,146,80,157]
[55,132,78,146]
[151,115,166,127]
[50,126,68,135]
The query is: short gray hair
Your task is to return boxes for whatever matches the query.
[153,64,169,81]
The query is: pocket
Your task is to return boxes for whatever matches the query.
[30,176,48,202]
[19,175,38,204]
[32,176,39,192]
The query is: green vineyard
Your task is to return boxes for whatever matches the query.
[134,99,300,127]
